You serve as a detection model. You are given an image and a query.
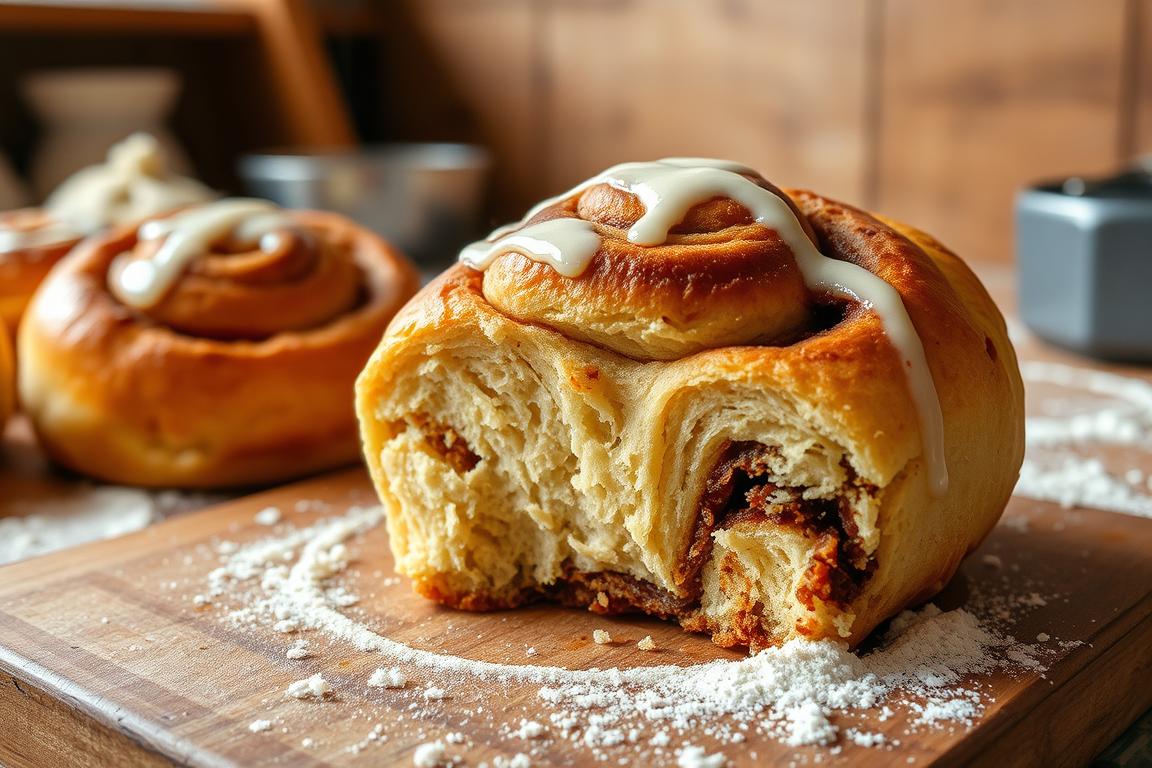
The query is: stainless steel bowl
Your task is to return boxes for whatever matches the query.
[239,144,490,269]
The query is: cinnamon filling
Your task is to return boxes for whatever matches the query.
[387,413,480,474]
[408,428,872,629]
[680,441,874,609]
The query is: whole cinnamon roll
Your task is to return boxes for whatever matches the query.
[356,158,1024,649]
[0,133,213,337]
[0,320,12,429]
[21,198,419,487]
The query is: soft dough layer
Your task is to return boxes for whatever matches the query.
[356,187,1024,649]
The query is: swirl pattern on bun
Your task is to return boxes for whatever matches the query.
[21,199,419,488]
[357,158,1024,649]
[0,133,214,336]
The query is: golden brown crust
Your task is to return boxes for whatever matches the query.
[0,319,13,427]
[0,208,82,336]
[357,174,1024,649]
[20,208,419,488]
[480,179,815,361]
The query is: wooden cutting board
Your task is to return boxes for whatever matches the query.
[0,467,1149,768]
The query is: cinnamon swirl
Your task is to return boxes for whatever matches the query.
[20,198,419,487]
[0,133,213,336]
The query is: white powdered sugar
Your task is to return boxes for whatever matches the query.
[677,745,727,768]
[248,719,273,733]
[1016,361,1152,518]
[514,719,547,739]
[254,506,283,526]
[287,673,331,700]
[205,506,1058,764]
[0,487,153,565]
[0,482,223,565]
[286,639,310,659]
[412,740,449,766]
[369,666,408,688]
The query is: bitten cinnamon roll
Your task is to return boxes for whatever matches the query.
[20,198,419,488]
[0,133,213,336]
[356,159,1025,649]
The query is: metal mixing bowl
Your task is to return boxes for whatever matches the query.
[239,144,490,269]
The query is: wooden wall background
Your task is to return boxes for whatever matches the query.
[371,0,1151,262]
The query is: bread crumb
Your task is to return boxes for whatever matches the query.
[248,719,273,733]
[368,667,407,688]
[595,591,609,608]
[192,594,211,606]
[286,674,331,699]
[982,554,1003,568]
[254,506,282,526]
[592,629,612,645]
[637,635,656,651]
[1036,632,1050,642]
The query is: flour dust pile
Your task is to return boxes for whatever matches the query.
[1016,361,1152,518]
[201,505,1060,766]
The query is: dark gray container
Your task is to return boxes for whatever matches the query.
[1016,168,1152,361]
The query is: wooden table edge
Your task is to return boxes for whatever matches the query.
[943,592,1152,767]
[0,650,195,768]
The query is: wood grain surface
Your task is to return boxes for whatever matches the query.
[0,465,1149,768]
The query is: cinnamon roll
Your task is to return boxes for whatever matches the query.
[0,320,13,429]
[356,158,1025,649]
[0,133,213,336]
[20,198,419,488]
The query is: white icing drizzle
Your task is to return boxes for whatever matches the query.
[460,218,600,277]
[109,198,291,309]
[459,158,948,495]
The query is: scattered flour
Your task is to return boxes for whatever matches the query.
[286,639,310,660]
[207,507,1056,764]
[1016,362,1152,518]
[412,740,448,766]
[0,487,153,565]
[287,674,331,700]
[369,666,408,688]
[677,745,727,768]
[255,506,283,526]
[248,719,273,733]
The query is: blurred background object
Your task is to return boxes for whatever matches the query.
[240,143,489,269]
[22,67,191,197]
[0,149,27,209]
[0,0,1149,262]
[1017,162,1152,361]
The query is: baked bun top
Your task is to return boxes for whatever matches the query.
[457,158,965,495]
